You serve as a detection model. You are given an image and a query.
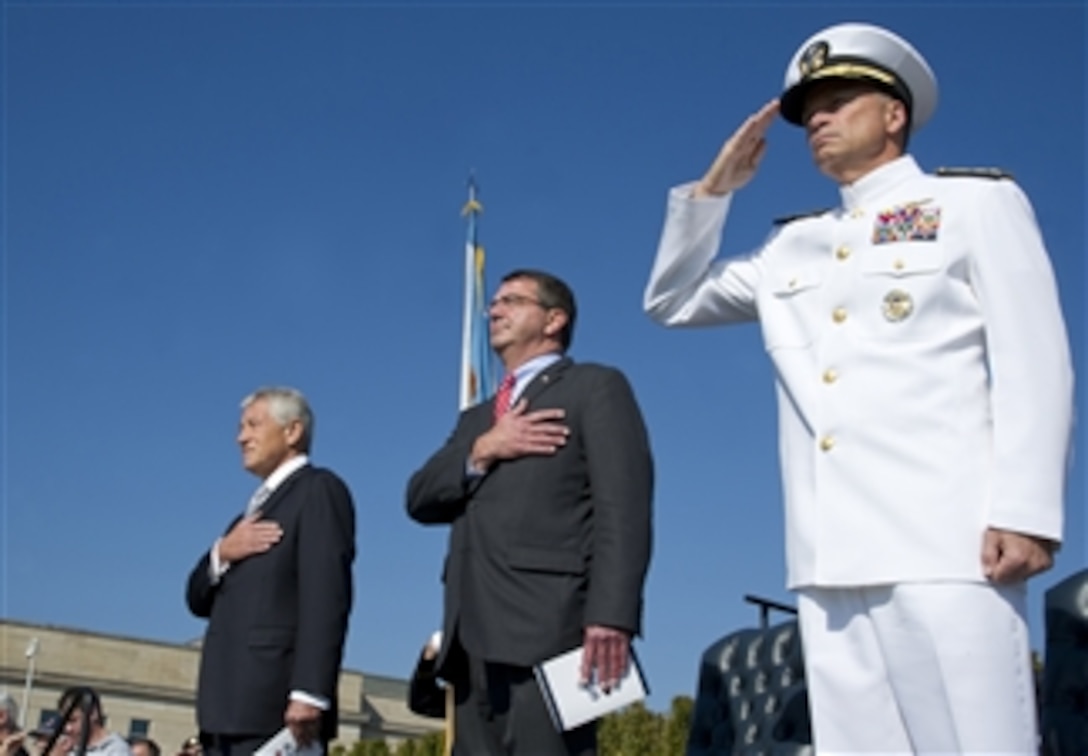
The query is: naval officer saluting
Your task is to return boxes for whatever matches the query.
[644,21,1074,754]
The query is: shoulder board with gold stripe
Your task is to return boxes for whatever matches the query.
[936,166,1014,180]
[773,208,830,226]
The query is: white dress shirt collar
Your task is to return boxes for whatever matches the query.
[840,155,923,210]
[509,352,563,403]
[261,453,309,494]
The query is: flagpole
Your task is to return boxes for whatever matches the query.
[459,176,479,410]
[448,175,491,755]
[459,175,492,411]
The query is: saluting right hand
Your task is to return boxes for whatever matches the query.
[218,514,283,563]
[694,98,780,198]
[469,399,569,472]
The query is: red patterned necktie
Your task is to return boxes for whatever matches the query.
[493,373,516,422]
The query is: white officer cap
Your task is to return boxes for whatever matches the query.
[780,22,938,132]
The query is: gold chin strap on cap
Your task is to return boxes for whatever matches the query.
[807,62,896,86]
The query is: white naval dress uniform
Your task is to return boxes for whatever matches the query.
[645,155,1074,753]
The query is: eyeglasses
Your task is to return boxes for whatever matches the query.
[489,293,548,309]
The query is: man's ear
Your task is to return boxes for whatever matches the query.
[543,309,569,340]
[885,98,908,142]
[284,419,305,449]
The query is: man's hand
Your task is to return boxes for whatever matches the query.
[469,399,569,472]
[217,515,283,564]
[693,99,780,198]
[422,630,441,661]
[2,731,26,756]
[982,527,1057,584]
[580,625,631,693]
[45,735,72,756]
[284,700,322,748]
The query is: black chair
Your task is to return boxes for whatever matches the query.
[1041,567,1088,755]
[687,596,812,755]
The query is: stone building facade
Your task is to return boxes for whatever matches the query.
[0,620,440,751]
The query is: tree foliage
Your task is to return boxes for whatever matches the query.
[370,696,694,756]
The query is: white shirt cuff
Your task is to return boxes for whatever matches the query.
[290,690,329,710]
[208,539,230,584]
[465,457,486,478]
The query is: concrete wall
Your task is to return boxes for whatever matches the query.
[0,620,440,752]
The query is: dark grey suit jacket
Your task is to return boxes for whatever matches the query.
[186,465,355,742]
[407,358,653,673]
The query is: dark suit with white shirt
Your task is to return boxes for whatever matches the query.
[186,464,355,752]
[407,357,653,754]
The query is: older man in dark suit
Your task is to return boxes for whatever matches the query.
[407,269,654,755]
[187,387,355,756]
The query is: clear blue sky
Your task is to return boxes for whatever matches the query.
[1,1,1083,714]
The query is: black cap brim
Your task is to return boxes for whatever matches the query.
[780,60,912,125]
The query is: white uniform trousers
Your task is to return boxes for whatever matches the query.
[797,582,1038,755]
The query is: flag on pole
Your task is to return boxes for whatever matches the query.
[459,177,494,411]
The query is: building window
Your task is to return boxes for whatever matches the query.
[129,720,150,738]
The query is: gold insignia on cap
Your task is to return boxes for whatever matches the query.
[882,289,914,322]
[799,40,829,77]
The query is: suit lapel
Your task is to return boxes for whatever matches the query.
[519,356,572,407]
[259,464,311,518]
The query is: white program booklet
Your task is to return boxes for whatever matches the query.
[253,728,323,756]
[533,645,649,731]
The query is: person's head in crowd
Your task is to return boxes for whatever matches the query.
[58,687,107,747]
[0,693,24,756]
[127,736,160,756]
[0,693,18,736]
[177,736,201,756]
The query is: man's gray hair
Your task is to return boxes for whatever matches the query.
[241,386,314,453]
[0,691,18,728]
